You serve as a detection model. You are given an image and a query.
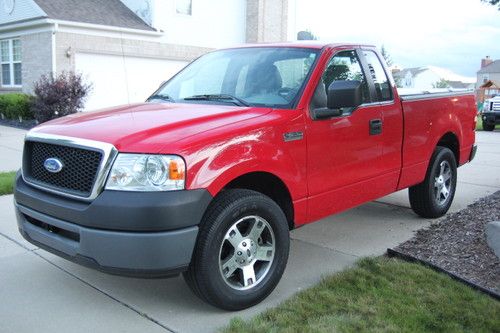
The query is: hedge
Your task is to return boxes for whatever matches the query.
[0,93,34,120]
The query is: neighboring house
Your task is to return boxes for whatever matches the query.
[0,0,289,110]
[476,56,500,103]
[392,66,474,90]
[477,80,500,105]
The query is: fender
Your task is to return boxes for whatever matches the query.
[187,132,307,201]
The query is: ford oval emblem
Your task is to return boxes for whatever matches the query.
[44,158,64,173]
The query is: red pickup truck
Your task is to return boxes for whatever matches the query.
[14,42,477,310]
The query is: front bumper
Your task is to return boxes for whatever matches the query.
[14,174,213,277]
[481,112,500,125]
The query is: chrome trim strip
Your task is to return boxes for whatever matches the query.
[400,91,474,102]
[22,132,118,202]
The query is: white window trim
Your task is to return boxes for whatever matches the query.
[1,38,22,88]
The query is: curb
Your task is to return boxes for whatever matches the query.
[387,248,500,301]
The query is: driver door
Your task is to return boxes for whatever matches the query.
[306,49,387,221]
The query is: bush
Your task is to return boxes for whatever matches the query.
[32,71,91,123]
[0,93,34,120]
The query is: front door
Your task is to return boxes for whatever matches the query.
[305,49,395,222]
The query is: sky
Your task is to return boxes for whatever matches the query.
[289,0,500,80]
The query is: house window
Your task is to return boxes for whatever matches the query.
[176,0,192,15]
[1,39,22,87]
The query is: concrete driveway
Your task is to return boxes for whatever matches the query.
[1,126,499,333]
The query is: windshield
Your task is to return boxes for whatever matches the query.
[150,47,319,108]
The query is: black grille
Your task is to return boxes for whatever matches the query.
[24,141,103,197]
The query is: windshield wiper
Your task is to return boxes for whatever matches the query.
[148,93,175,103]
[183,94,250,107]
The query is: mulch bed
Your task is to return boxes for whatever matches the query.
[0,118,37,130]
[394,191,500,294]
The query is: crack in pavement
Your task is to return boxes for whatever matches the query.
[0,231,177,333]
[289,237,360,259]
[0,144,22,152]
[372,200,411,210]
[457,181,500,189]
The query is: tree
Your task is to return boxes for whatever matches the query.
[482,0,500,10]
[380,45,393,66]
[32,71,92,123]
[297,30,318,40]
[432,79,450,89]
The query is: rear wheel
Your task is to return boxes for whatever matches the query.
[409,146,457,218]
[483,122,495,131]
[183,189,289,310]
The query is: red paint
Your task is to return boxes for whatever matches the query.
[32,43,477,227]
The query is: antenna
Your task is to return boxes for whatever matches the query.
[120,30,131,104]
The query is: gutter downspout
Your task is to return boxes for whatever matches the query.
[51,22,58,78]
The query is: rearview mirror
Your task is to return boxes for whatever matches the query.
[327,80,362,110]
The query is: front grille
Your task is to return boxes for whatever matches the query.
[24,141,103,197]
[492,102,500,112]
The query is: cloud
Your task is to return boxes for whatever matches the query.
[290,0,500,77]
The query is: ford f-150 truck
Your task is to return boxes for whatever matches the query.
[14,42,477,310]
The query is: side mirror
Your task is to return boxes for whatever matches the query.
[327,80,362,110]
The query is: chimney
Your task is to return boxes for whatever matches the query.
[481,56,493,69]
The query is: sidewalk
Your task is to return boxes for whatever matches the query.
[0,128,499,333]
[0,125,25,172]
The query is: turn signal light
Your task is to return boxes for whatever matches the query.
[169,161,185,180]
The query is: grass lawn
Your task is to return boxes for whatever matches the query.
[0,171,16,195]
[223,257,500,333]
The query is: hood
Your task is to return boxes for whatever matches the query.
[30,102,272,153]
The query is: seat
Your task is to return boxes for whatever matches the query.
[245,64,283,96]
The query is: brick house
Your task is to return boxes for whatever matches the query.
[476,56,500,103]
[0,0,289,110]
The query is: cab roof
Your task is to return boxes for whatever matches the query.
[227,41,376,50]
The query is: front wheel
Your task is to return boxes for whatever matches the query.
[483,122,495,131]
[409,146,457,218]
[183,189,290,310]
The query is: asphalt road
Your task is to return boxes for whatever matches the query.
[1,126,498,333]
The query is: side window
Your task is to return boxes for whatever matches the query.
[362,50,392,101]
[311,50,370,110]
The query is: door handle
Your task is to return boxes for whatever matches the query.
[369,119,383,135]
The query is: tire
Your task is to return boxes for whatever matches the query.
[183,189,290,310]
[409,146,457,218]
[483,122,495,131]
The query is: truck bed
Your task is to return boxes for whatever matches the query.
[397,90,476,190]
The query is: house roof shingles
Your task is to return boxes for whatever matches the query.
[33,0,154,31]
[478,60,500,74]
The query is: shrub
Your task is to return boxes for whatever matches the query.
[32,71,91,123]
[0,93,34,120]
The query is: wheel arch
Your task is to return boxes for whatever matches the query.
[436,132,460,164]
[220,171,295,230]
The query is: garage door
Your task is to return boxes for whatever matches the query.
[75,53,187,111]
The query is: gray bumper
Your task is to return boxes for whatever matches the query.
[482,112,500,125]
[13,171,212,276]
[16,202,198,277]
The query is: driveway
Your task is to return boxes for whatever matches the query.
[0,125,24,172]
[1,126,499,333]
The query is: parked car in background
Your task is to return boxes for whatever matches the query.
[14,42,477,310]
[481,95,500,131]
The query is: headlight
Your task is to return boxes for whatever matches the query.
[105,154,185,191]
